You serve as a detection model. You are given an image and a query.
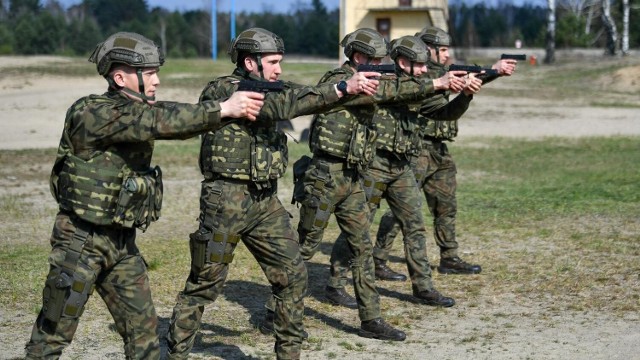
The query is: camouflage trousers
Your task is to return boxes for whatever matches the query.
[376,141,459,260]
[332,151,435,293]
[25,212,159,359]
[167,179,307,360]
[295,155,381,321]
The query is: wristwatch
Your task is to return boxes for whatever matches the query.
[337,80,348,96]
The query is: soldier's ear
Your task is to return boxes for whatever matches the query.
[111,69,127,88]
[244,56,257,72]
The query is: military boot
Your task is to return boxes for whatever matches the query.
[359,318,406,341]
[413,288,455,307]
[374,258,407,281]
[437,256,482,275]
[259,310,309,340]
[324,286,357,309]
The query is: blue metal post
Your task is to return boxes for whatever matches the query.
[231,0,236,40]
[212,0,217,60]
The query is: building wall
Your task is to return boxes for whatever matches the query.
[341,0,449,42]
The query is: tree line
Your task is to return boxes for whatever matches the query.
[0,0,636,58]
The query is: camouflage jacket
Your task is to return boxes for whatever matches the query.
[198,67,345,184]
[309,61,439,168]
[416,60,474,141]
[51,90,227,225]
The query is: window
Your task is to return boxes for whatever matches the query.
[377,18,391,40]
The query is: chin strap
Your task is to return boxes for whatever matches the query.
[255,54,265,80]
[106,68,155,103]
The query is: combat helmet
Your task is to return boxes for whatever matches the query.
[390,35,430,76]
[340,28,389,60]
[416,26,451,65]
[89,32,164,102]
[416,26,451,47]
[89,32,164,76]
[390,36,430,63]
[229,27,285,79]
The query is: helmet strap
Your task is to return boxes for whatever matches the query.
[255,54,265,80]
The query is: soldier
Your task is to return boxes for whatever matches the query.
[326,35,477,308]
[259,28,463,336]
[24,32,265,359]
[374,26,517,278]
[165,27,412,360]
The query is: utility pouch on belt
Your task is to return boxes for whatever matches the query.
[113,166,163,231]
[42,221,94,324]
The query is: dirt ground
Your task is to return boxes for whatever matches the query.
[1,55,639,360]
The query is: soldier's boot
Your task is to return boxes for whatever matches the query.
[259,310,309,340]
[358,318,406,341]
[374,258,407,281]
[413,288,456,307]
[437,256,482,275]
[324,286,357,309]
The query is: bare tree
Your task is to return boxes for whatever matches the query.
[601,0,618,55]
[621,0,629,55]
[545,0,556,64]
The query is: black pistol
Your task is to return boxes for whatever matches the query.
[236,80,285,93]
[448,64,498,77]
[500,54,527,60]
[357,64,396,75]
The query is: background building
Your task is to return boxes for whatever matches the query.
[340,0,449,58]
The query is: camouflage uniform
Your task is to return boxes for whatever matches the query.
[25,89,231,359]
[296,62,441,312]
[166,67,354,360]
[375,58,477,270]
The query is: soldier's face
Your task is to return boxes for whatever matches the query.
[399,57,427,76]
[116,67,160,104]
[435,46,450,64]
[246,53,283,81]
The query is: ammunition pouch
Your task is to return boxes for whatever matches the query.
[42,221,94,325]
[251,130,288,182]
[361,175,387,207]
[347,123,377,169]
[113,166,163,231]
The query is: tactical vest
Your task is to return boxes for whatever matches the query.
[373,102,419,155]
[51,96,163,230]
[309,66,377,167]
[423,62,458,140]
[200,121,288,182]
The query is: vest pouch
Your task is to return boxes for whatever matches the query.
[251,131,288,182]
[347,123,377,167]
[434,120,458,140]
[57,155,122,226]
[113,166,163,231]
